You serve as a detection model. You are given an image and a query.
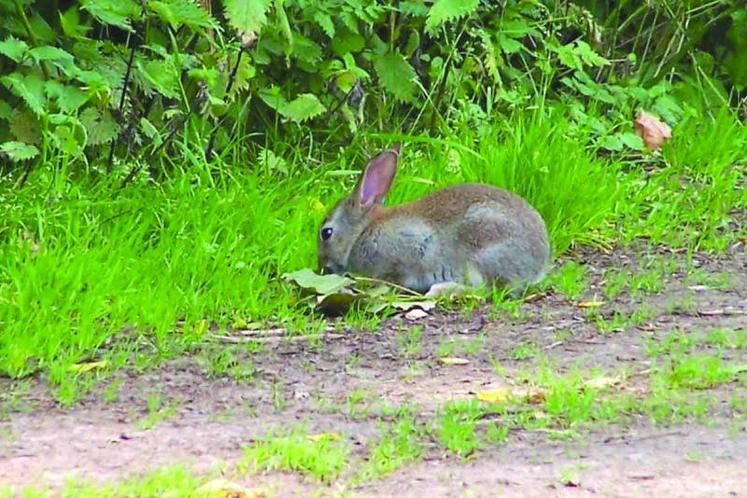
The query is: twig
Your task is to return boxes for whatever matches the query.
[211,333,345,344]
[108,30,139,170]
[205,48,244,160]
[119,112,190,189]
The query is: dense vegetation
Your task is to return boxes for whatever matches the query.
[0,0,745,401]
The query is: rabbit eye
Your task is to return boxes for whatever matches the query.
[321,227,333,240]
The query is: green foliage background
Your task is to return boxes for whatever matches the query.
[0,0,745,173]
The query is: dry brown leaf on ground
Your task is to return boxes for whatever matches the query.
[635,111,672,151]
[195,478,266,498]
[577,299,605,308]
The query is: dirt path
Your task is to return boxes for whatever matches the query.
[1,247,746,496]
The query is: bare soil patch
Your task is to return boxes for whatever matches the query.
[1,246,746,496]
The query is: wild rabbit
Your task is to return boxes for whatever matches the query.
[317,144,550,294]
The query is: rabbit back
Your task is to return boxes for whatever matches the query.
[347,183,549,292]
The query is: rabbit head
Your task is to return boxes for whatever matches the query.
[317,143,401,275]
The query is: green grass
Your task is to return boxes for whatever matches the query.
[240,426,350,482]
[0,104,744,403]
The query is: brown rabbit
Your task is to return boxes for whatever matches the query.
[317,144,551,293]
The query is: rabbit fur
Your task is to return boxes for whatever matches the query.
[317,144,551,294]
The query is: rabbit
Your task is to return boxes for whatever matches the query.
[317,143,551,294]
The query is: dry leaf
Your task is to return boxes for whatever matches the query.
[69,360,109,372]
[577,299,604,308]
[476,387,513,404]
[635,111,672,151]
[196,478,265,498]
[404,308,429,321]
[306,432,342,442]
[584,375,622,390]
[439,357,470,366]
[513,386,547,403]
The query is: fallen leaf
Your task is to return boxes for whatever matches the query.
[635,111,672,151]
[195,478,265,498]
[513,386,547,403]
[316,290,363,315]
[283,268,355,295]
[476,387,513,404]
[306,432,342,442]
[404,308,429,321]
[69,360,109,372]
[439,357,470,366]
[577,299,604,308]
[584,375,622,390]
[425,281,467,298]
[392,300,436,312]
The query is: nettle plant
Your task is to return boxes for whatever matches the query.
[0,0,742,178]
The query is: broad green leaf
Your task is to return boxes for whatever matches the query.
[224,0,273,35]
[0,141,39,162]
[0,36,28,62]
[597,134,623,152]
[619,132,645,151]
[373,52,418,102]
[282,94,326,123]
[425,0,479,34]
[283,268,355,295]
[80,0,141,31]
[79,108,119,145]
[45,81,90,113]
[149,0,215,30]
[1,72,46,115]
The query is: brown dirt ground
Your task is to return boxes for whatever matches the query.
[1,245,746,497]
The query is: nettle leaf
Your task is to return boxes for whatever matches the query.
[224,0,273,36]
[9,109,42,144]
[45,81,90,113]
[374,52,418,102]
[0,141,39,162]
[29,46,74,63]
[425,0,479,34]
[258,86,288,112]
[59,7,91,38]
[149,0,216,30]
[1,72,46,116]
[79,108,120,145]
[399,0,429,17]
[29,46,79,76]
[139,59,180,98]
[0,36,28,63]
[0,99,12,120]
[313,11,335,38]
[282,94,326,123]
[81,0,141,31]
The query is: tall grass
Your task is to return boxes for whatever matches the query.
[0,106,743,401]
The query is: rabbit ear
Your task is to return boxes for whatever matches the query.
[358,143,401,207]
